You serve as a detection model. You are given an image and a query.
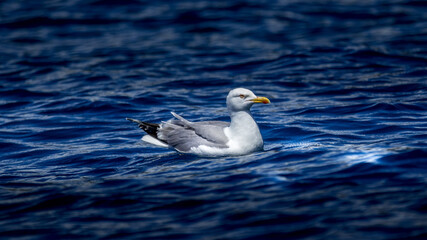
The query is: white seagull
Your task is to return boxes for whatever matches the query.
[127,88,270,157]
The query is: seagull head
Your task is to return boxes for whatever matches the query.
[226,88,270,112]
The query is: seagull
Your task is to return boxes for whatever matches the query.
[127,88,270,157]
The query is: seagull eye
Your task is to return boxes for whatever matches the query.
[239,94,245,99]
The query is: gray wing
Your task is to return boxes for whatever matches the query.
[157,112,230,152]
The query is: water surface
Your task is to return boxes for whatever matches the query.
[0,0,426,239]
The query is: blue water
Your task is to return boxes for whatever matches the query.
[1,0,427,239]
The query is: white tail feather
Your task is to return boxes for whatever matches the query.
[141,135,169,148]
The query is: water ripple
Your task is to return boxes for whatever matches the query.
[0,0,426,239]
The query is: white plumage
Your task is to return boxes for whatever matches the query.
[127,88,270,157]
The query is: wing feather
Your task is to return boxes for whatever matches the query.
[157,113,230,152]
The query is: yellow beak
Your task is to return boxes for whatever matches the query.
[250,96,270,104]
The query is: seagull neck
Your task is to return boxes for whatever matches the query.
[229,110,257,131]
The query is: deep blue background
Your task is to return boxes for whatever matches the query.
[1,0,426,239]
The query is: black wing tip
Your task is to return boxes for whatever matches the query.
[126,117,140,123]
[127,118,159,132]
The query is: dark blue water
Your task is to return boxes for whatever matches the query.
[1,0,427,239]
